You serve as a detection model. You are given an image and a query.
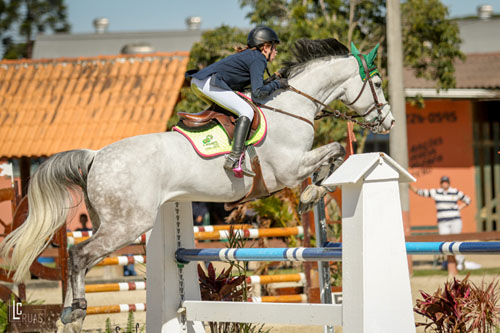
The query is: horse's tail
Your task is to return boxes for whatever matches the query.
[0,149,97,283]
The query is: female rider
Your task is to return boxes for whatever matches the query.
[186,26,288,177]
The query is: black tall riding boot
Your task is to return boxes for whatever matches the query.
[224,116,256,177]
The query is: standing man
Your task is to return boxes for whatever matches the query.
[410,176,475,270]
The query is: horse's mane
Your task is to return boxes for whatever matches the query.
[282,38,349,78]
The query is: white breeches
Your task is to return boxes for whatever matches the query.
[191,76,254,121]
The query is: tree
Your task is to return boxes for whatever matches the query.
[402,0,464,89]
[0,0,70,59]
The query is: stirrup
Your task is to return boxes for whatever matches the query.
[232,154,245,178]
[225,153,255,178]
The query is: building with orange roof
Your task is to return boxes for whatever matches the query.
[0,51,190,230]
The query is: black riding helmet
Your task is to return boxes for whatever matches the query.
[247,26,280,48]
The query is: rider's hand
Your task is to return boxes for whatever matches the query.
[275,68,287,78]
[264,73,278,84]
[278,78,289,89]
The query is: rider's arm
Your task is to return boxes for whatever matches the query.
[249,57,285,99]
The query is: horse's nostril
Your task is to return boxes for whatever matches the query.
[390,120,395,128]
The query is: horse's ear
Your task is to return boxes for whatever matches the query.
[350,42,360,55]
[366,43,380,64]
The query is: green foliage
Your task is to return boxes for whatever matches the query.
[414,275,500,332]
[105,317,113,333]
[0,298,8,333]
[250,195,294,229]
[188,25,247,70]
[126,311,135,333]
[401,0,465,90]
[0,0,70,59]
[198,227,270,333]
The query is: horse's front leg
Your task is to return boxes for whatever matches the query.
[296,141,345,180]
[296,142,345,212]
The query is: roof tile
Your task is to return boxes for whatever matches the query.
[0,52,189,158]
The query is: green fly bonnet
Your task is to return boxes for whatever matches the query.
[351,42,381,81]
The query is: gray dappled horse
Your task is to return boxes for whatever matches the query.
[0,38,394,332]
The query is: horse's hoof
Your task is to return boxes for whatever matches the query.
[60,306,72,324]
[62,319,84,333]
[60,308,86,333]
[300,185,319,204]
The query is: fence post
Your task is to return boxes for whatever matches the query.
[146,201,204,332]
[323,153,416,332]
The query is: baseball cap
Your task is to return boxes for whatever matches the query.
[440,176,450,183]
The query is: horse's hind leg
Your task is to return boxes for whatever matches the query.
[60,200,102,329]
[61,213,156,332]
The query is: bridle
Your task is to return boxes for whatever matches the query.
[342,56,389,124]
[258,55,390,132]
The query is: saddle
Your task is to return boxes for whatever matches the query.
[177,96,261,141]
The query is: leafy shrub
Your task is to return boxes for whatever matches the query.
[414,274,500,332]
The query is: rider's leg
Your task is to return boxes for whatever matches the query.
[191,76,256,177]
[223,116,255,176]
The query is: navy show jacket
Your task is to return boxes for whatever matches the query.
[186,49,283,99]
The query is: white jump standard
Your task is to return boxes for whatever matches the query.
[147,153,417,333]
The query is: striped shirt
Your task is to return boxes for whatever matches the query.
[416,187,471,223]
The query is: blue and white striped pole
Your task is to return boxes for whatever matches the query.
[325,241,500,255]
[176,247,342,263]
[175,242,500,263]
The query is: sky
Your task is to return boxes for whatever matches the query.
[66,0,500,34]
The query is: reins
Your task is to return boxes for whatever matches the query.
[258,83,387,132]
[257,101,315,128]
[257,55,389,132]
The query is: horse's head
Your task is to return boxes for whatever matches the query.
[343,43,395,134]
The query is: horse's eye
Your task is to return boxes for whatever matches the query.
[375,81,382,88]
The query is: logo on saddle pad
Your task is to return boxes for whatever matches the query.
[173,108,267,158]
[202,134,220,149]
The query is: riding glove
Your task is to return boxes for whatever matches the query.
[278,78,289,89]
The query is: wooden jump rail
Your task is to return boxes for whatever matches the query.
[195,227,304,241]
[87,303,146,315]
[249,294,307,303]
[67,226,303,245]
[86,295,306,316]
[96,255,146,266]
[68,224,251,239]
[85,281,146,293]
[84,274,305,294]
[247,273,305,285]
